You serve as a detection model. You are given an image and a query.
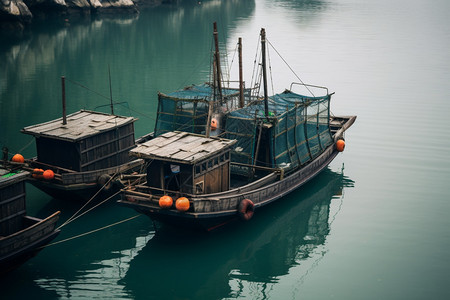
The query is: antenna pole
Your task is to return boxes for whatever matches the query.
[61,76,67,125]
[261,28,269,118]
[238,37,244,108]
[213,22,223,104]
[108,65,114,115]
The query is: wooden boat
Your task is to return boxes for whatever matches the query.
[20,106,144,201]
[118,25,356,231]
[122,168,353,298]
[0,164,60,274]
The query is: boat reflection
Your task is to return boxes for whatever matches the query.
[2,165,352,299]
[120,166,354,299]
[2,196,154,299]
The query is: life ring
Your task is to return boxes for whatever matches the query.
[97,174,113,191]
[238,199,254,221]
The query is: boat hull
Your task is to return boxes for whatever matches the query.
[27,159,143,201]
[28,179,110,201]
[0,212,60,275]
[119,136,344,231]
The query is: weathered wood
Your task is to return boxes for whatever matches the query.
[22,110,135,141]
[0,165,60,272]
[119,114,355,230]
[130,131,236,164]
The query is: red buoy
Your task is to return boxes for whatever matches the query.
[159,195,173,209]
[43,169,55,180]
[11,154,24,163]
[211,118,218,130]
[32,168,44,179]
[336,139,345,152]
[175,197,190,212]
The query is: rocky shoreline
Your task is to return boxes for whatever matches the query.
[0,0,170,31]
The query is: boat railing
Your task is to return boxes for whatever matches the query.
[289,82,329,96]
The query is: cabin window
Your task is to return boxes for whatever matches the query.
[195,181,204,194]
[202,163,207,172]
[208,160,213,169]
[164,163,180,191]
[170,164,180,173]
[195,165,201,175]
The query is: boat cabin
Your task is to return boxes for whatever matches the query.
[21,110,137,172]
[129,131,236,195]
[0,168,28,236]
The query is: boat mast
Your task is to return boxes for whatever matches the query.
[260,28,269,118]
[108,65,114,115]
[213,22,223,104]
[239,37,244,108]
[61,76,67,125]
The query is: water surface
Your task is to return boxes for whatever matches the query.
[1,0,449,299]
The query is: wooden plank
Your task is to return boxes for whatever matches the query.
[130,132,235,163]
[22,110,136,141]
[169,150,196,161]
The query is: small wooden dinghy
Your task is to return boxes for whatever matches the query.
[0,165,60,274]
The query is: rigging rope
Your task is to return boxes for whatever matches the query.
[57,189,121,230]
[0,137,35,158]
[58,172,118,229]
[39,214,142,249]
[266,39,315,97]
[65,77,156,122]
[250,34,261,98]
[18,137,35,154]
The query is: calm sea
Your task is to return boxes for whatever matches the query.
[1,0,449,299]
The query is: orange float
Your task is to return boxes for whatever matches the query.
[336,139,345,152]
[32,168,44,179]
[11,154,24,163]
[175,197,190,212]
[43,169,55,180]
[159,195,173,209]
[211,118,218,130]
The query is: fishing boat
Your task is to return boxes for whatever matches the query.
[118,24,356,231]
[0,162,60,274]
[18,77,144,201]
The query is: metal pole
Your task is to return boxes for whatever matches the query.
[213,22,223,104]
[62,76,67,125]
[108,65,114,115]
[261,28,269,118]
[238,37,244,108]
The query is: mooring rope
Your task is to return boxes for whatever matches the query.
[58,172,118,229]
[57,189,122,230]
[39,214,142,249]
[18,137,35,153]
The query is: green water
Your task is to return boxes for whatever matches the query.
[1,0,450,299]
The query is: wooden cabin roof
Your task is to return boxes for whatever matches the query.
[21,110,136,142]
[129,131,236,164]
[0,167,29,189]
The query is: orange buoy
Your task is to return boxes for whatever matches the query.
[336,139,345,152]
[11,154,24,163]
[159,195,173,209]
[43,169,55,180]
[175,197,190,212]
[211,118,218,131]
[32,168,44,179]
